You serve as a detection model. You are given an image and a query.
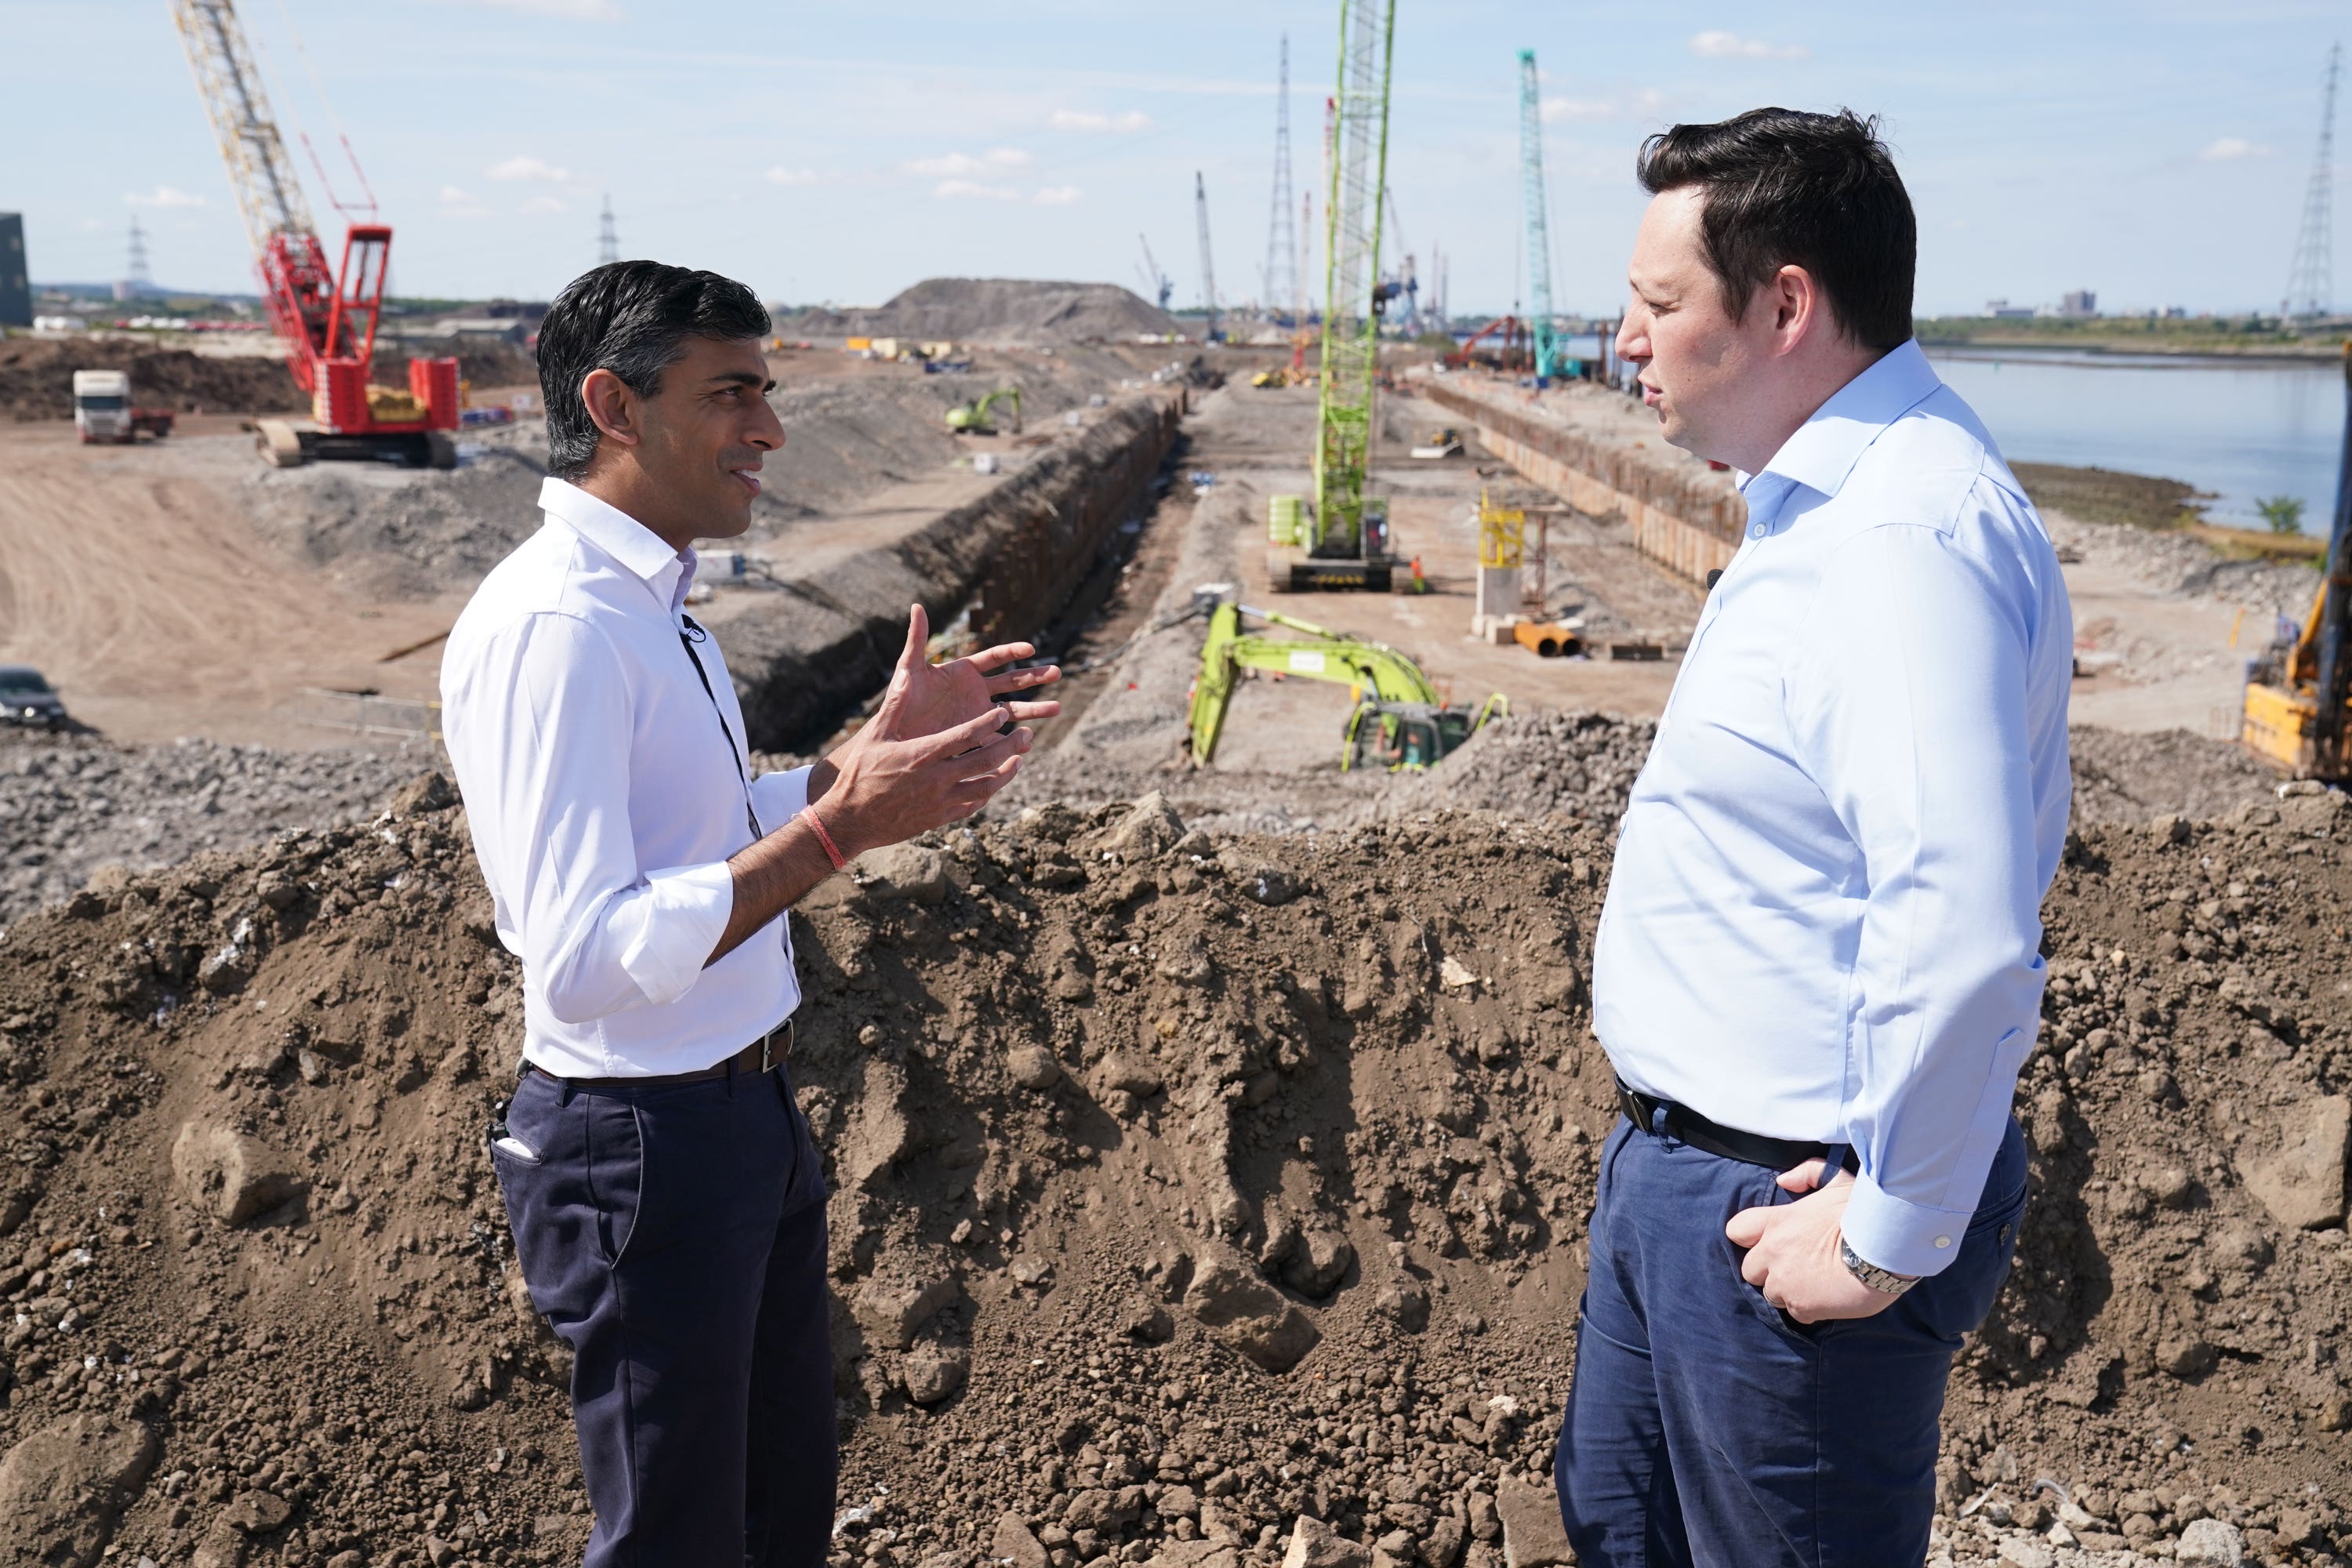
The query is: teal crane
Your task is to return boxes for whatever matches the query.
[1518,48,1570,385]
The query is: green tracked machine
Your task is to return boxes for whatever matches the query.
[1185,600,1504,771]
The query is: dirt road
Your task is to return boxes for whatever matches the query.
[0,419,463,746]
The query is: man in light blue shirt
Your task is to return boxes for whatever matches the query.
[1554,111,2070,1565]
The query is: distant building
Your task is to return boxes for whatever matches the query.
[2164,306,2187,319]
[1983,299,2036,319]
[482,298,549,324]
[0,214,29,328]
[2060,289,2097,318]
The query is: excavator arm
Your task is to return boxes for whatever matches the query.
[1186,601,1440,764]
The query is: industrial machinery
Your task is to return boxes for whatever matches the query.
[1409,427,1464,459]
[946,387,1022,435]
[1185,599,1504,771]
[1517,49,1571,386]
[1195,172,1222,344]
[2241,346,2351,782]
[71,371,176,443]
[169,0,459,469]
[1267,0,1400,593]
[1137,234,1174,313]
[1444,314,1524,372]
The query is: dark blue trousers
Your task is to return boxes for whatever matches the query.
[494,1059,833,1568]
[1555,1114,2027,1567]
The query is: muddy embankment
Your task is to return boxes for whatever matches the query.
[724,390,1188,751]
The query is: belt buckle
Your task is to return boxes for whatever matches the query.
[761,1018,793,1074]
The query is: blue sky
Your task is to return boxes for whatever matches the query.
[5,0,2346,317]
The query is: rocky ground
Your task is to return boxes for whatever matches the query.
[0,734,427,927]
[0,765,2346,1568]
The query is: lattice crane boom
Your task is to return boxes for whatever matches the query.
[2285,41,2342,321]
[1519,48,1566,383]
[1308,0,1398,563]
[1195,172,1221,342]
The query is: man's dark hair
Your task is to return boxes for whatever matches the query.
[536,261,771,479]
[1635,108,1915,351]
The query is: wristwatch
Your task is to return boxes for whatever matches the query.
[1840,1237,1921,1296]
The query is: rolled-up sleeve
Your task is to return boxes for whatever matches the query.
[1784,519,2049,1277]
[750,764,815,830]
[452,612,736,1023]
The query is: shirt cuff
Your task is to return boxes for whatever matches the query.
[1841,1174,1974,1279]
[750,764,815,832]
[605,861,735,1007]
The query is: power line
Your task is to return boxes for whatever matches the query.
[2284,40,2340,320]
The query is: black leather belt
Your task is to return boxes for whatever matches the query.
[530,1018,793,1091]
[1616,1078,1854,1173]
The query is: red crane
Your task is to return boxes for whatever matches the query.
[170,0,459,468]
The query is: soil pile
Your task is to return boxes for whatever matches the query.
[0,337,539,424]
[0,734,426,927]
[0,781,2348,1568]
[790,281,1181,346]
[0,339,304,422]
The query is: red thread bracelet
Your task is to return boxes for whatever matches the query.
[799,806,848,870]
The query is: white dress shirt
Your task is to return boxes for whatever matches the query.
[440,477,812,1077]
[1592,340,2072,1278]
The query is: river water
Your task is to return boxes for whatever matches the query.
[1923,347,2344,537]
[1547,333,2345,536]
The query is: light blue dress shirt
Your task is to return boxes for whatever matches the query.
[1592,339,2073,1278]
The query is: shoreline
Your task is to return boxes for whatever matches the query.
[1918,335,2343,367]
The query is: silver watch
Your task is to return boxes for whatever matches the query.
[1841,1238,1921,1296]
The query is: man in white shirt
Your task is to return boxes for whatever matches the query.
[441,261,1058,1567]
[1552,112,2071,1563]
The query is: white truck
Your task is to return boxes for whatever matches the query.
[71,370,175,445]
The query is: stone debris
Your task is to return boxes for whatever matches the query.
[0,781,2343,1566]
[2239,1094,2350,1231]
[0,1413,161,1568]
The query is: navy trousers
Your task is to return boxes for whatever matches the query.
[1555,1113,2028,1567]
[494,1059,833,1568]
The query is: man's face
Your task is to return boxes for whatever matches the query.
[1615,187,1765,463]
[629,335,784,540]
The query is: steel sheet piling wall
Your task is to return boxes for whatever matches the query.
[1424,380,1743,586]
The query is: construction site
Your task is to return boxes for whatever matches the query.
[3,5,2352,1568]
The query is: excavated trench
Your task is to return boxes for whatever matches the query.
[720,389,1190,751]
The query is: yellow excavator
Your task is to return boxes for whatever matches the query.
[1185,600,1504,771]
[946,387,1022,435]
[2241,346,2350,782]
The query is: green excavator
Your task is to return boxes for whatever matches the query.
[1185,599,1505,771]
[946,386,1022,435]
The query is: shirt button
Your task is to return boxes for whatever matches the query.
[1934,1236,1953,1249]
[1748,521,1767,539]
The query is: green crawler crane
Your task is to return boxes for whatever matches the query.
[1185,600,1504,771]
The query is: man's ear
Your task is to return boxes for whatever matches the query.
[580,367,641,452]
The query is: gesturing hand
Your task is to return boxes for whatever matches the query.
[869,603,1061,745]
[1724,1160,1905,1325]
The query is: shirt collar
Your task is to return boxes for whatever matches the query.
[1743,338,1942,505]
[539,477,699,615]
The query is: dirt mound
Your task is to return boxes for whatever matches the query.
[2069,727,2285,826]
[0,733,428,927]
[792,279,1181,345]
[0,781,2348,1566]
[0,336,539,424]
[0,339,303,422]
[1375,712,1653,826]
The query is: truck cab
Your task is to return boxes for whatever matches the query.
[73,370,132,442]
[71,370,172,444]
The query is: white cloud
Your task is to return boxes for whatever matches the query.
[424,0,623,18]
[907,148,1031,177]
[488,154,573,183]
[518,194,568,215]
[1541,96,1616,122]
[935,180,1022,201]
[124,186,206,209]
[2199,136,2271,162]
[1050,108,1151,133]
[1033,186,1083,205]
[1688,30,1809,60]
[439,184,492,219]
[765,165,825,186]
